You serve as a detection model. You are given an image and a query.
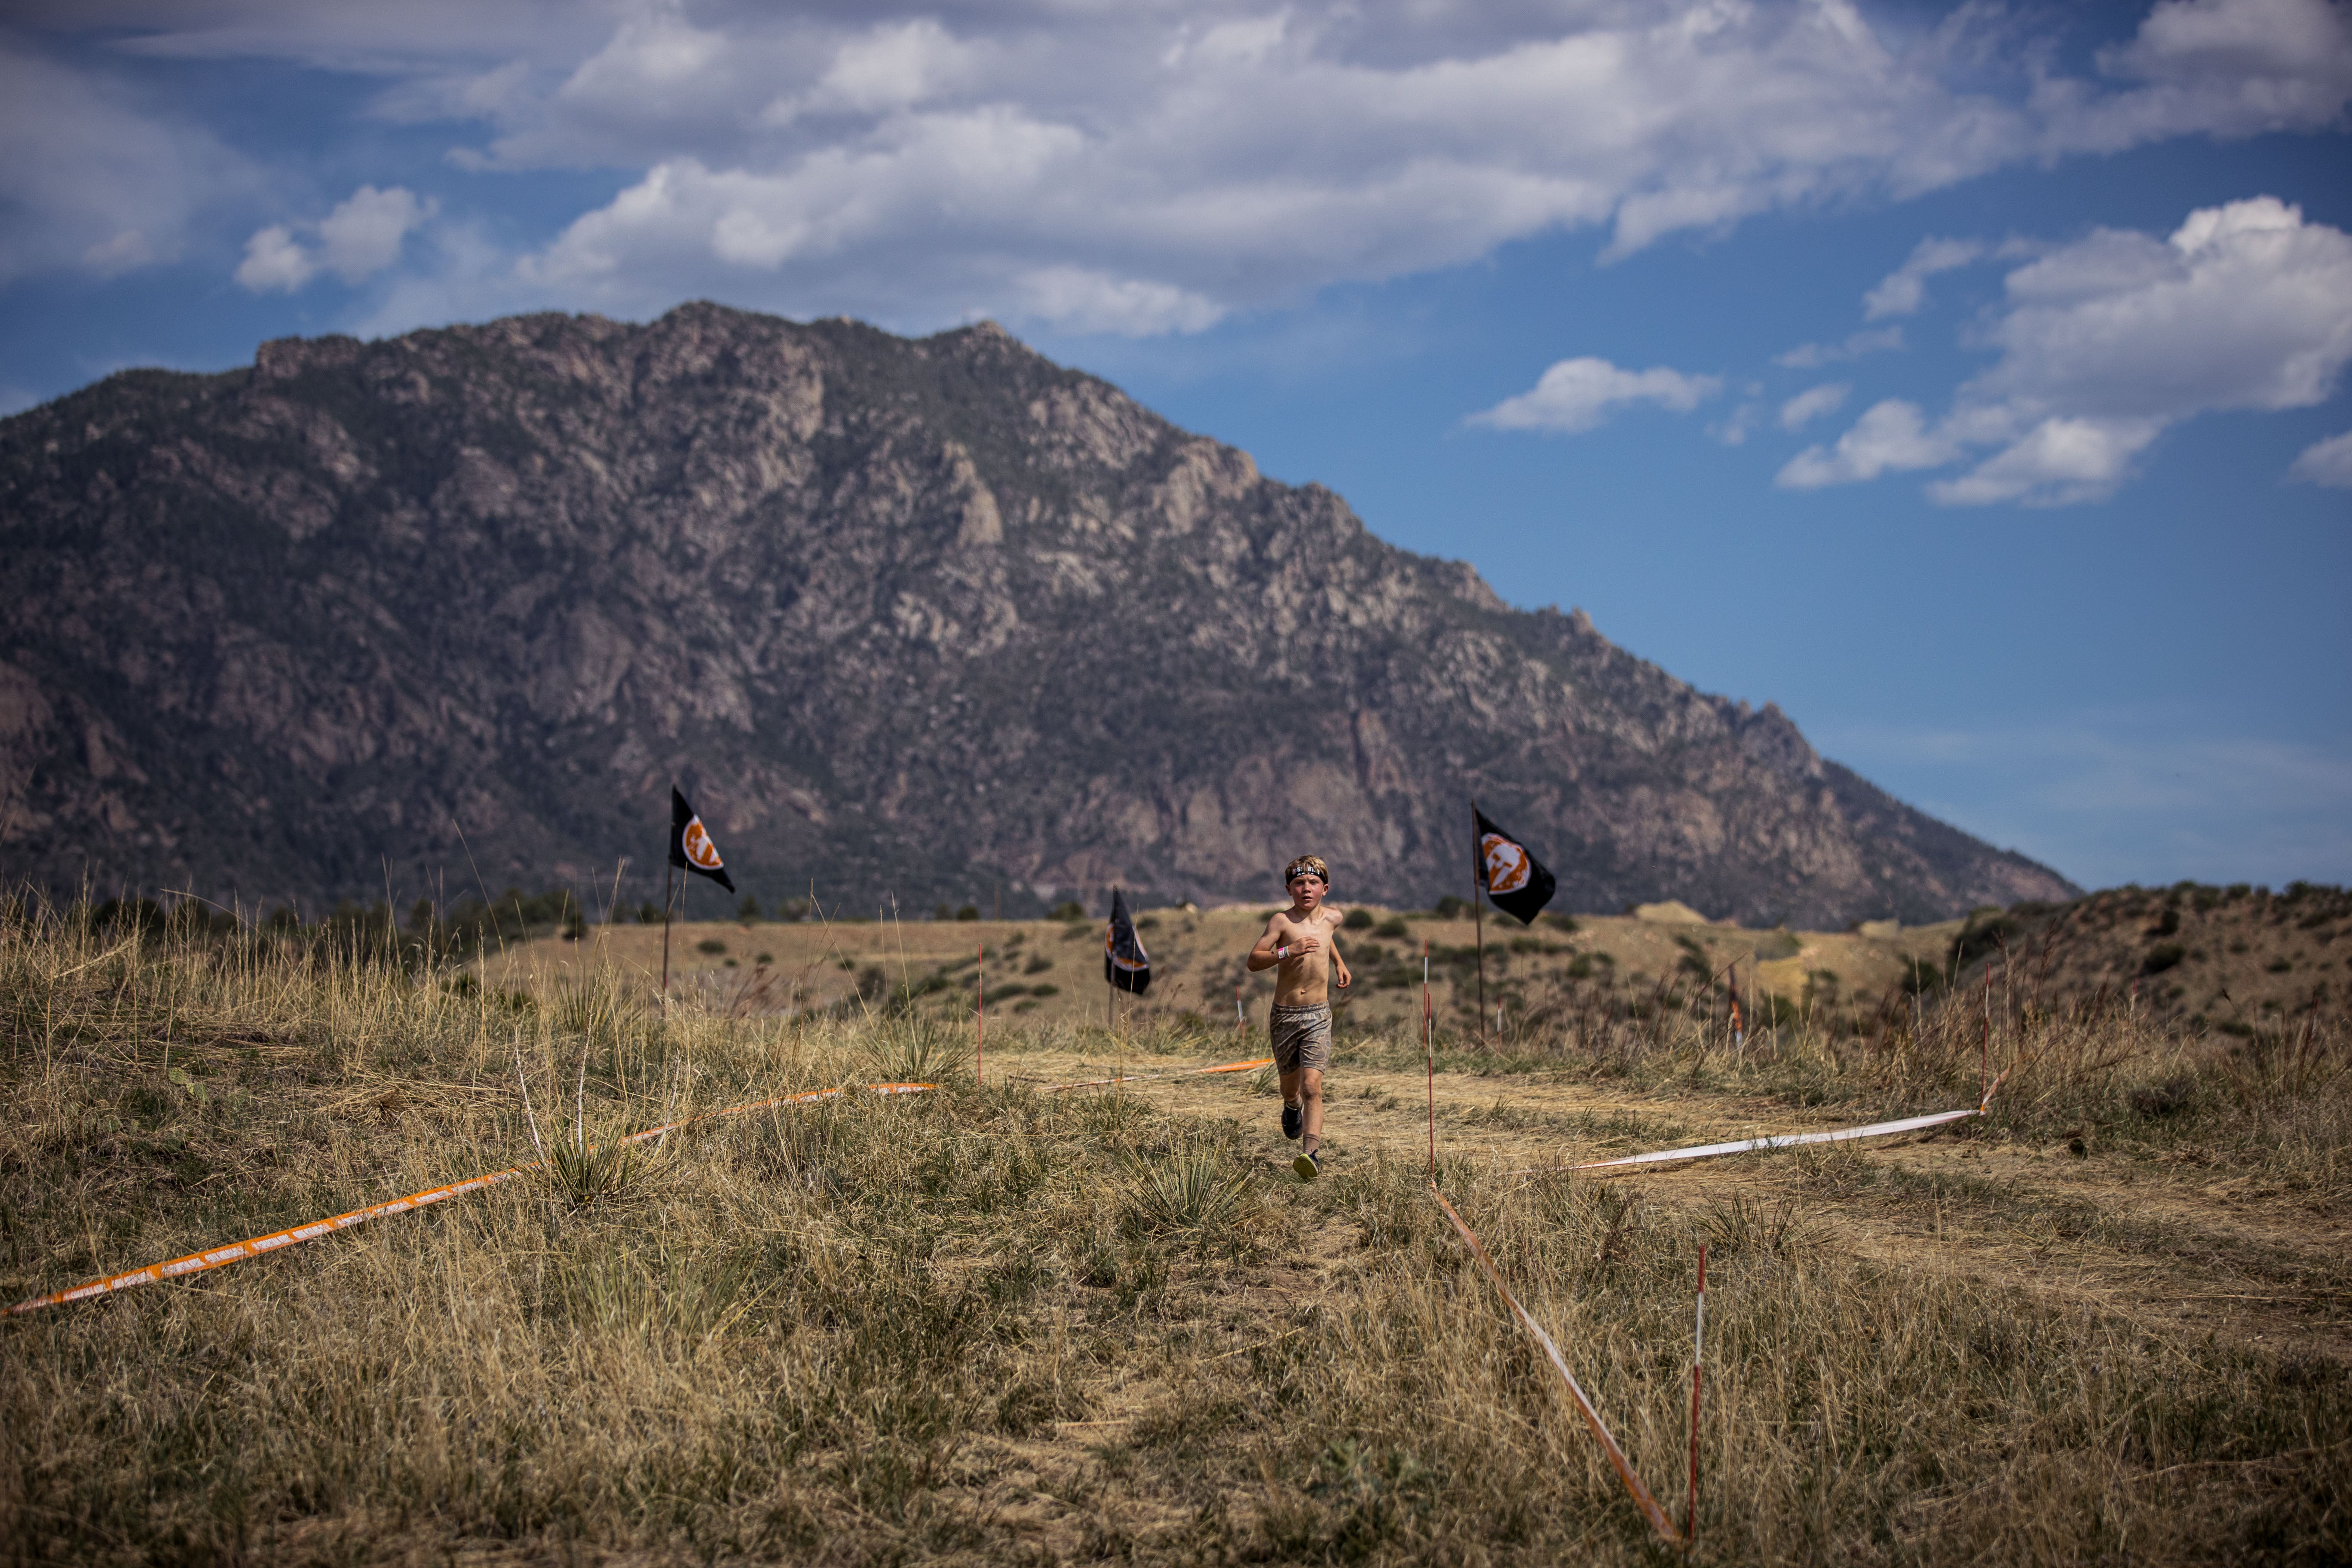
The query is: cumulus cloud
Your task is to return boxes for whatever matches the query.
[2289,429,2352,485]
[1470,357,1721,434]
[1862,236,1984,319]
[1776,399,1959,487]
[1779,383,1851,431]
[1780,196,2352,504]
[1776,326,1905,368]
[235,185,435,292]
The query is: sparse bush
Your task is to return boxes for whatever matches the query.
[1050,900,1086,921]
[1342,908,1375,930]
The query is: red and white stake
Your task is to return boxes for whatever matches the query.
[1687,1243,1707,1549]
[976,943,985,1087]
[1423,940,1436,1176]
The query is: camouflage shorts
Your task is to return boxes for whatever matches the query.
[1271,1003,1332,1075]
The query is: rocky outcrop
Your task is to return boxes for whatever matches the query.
[0,304,2075,924]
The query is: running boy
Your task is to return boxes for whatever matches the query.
[1247,854,1352,1179]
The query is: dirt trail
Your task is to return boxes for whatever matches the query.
[984,1044,2352,1379]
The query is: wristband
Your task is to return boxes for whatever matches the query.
[1277,945,1290,960]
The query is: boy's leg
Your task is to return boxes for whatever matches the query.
[1278,1067,1303,1138]
[1292,1009,1332,1178]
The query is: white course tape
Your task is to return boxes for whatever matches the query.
[1513,1068,2012,1178]
[1568,1105,1981,1171]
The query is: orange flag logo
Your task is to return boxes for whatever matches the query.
[681,815,723,873]
[1480,833,1531,895]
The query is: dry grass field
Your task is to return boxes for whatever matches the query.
[475,900,1968,1038]
[3,894,2347,1564]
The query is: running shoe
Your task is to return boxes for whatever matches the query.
[1293,1148,1321,1180]
[1281,1102,1302,1140]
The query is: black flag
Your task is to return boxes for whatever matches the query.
[670,787,736,893]
[1473,806,1556,925]
[1104,888,1152,995]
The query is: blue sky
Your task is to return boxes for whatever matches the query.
[3,0,2348,893]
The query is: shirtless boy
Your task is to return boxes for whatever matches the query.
[1247,854,1353,1179]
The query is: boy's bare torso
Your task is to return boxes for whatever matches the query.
[1264,907,1344,1006]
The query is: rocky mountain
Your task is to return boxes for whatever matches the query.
[0,303,2075,925]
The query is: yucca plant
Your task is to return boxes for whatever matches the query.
[514,1033,659,1206]
[863,1013,967,1084]
[1122,1146,1253,1235]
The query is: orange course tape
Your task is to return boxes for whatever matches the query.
[6,1083,934,1316]
[1430,1182,1684,1545]
[1046,1056,1272,1093]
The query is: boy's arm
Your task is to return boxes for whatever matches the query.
[1246,917,1283,972]
[1327,916,1352,989]
[1246,916,1320,971]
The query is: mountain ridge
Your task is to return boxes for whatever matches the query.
[0,302,2076,924]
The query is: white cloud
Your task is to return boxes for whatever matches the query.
[1776,326,1905,368]
[2079,0,2352,147]
[1777,399,1958,487]
[317,185,434,279]
[235,184,435,292]
[1779,383,1850,431]
[233,224,313,291]
[1862,236,1984,319]
[1781,196,2352,504]
[0,42,253,283]
[15,2,2352,331]
[2289,428,2352,485]
[1470,357,1721,434]
[355,1,2352,333]
[1012,266,1223,336]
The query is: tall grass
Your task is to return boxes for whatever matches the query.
[2,894,2344,1563]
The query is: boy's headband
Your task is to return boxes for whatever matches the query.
[1284,856,1329,885]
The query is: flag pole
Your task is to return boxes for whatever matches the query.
[1470,799,1488,1049]
[661,862,675,997]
